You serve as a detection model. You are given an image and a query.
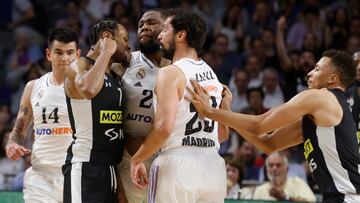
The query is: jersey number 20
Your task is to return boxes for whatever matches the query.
[185,96,218,135]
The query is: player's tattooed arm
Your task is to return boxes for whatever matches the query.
[8,81,34,145]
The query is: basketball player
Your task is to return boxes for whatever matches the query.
[117,9,171,203]
[130,9,230,203]
[346,51,360,144]
[62,19,131,203]
[6,28,80,202]
[188,50,360,203]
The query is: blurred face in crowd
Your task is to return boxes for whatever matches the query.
[335,7,347,25]
[303,32,317,51]
[251,39,265,59]
[263,69,279,93]
[255,2,269,21]
[138,11,164,54]
[266,154,288,183]
[248,90,264,112]
[350,19,360,37]
[347,36,360,55]
[214,35,229,56]
[245,56,261,78]
[234,70,249,94]
[299,51,315,73]
[227,163,240,185]
[236,141,257,164]
[261,30,274,47]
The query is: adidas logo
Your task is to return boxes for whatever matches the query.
[35,102,40,107]
[134,82,142,87]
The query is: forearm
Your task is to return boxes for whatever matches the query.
[276,30,291,71]
[8,131,25,145]
[132,128,170,163]
[77,51,112,96]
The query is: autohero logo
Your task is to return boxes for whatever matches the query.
[100,110,122,124]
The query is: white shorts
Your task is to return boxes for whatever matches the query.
[148,147,226,203]
[117,150,155,203]
[23,167,64,203]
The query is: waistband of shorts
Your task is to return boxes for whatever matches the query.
[158,147,219,156]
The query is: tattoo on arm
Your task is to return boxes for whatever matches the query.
[8,106,32,145]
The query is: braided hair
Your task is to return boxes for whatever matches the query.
[89,19,118,46]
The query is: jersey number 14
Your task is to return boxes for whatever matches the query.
[42,107,59,123]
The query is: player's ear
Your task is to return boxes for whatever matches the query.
[177,30,186,42]
[328,73,338,85]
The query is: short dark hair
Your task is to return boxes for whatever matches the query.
[89,19,118,46]
[168,8,207,52]
[48,27,79,48]
[322,49,356,88]
[147,8,170,20]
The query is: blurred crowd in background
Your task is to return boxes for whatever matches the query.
[0,0,359,201]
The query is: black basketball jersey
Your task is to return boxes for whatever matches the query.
[65,72,125,165]
[346,85,360,144]
[302,88,360,201]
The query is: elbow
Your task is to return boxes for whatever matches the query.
[153,122,173,139]
[76,81,99,99]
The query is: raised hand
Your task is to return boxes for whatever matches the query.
[100,35,117,55]
[185,80,212,118]
[219,84,232,111]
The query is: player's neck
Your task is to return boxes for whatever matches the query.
[172,46,198,63]
[144,51,162,67]
[50,69,65,85]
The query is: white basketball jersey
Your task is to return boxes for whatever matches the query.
[157,58,223,152]
[30,72,72,173]
[122,51,159,138]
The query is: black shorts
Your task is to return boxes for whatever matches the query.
[63,162,117,203]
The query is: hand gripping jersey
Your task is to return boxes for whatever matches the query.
[122,51,159,138]
[157,58,223,152]
[31,72,73,173]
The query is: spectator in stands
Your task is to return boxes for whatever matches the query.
[246,0,276,39]
[287,6,323,50]
[230,69,249,113]
[213,3,245,52]
[234,140,261,181]
[262,68,284,108]
[243,87,268,115]
[226,159,245,199]
[244,55,263,88]
[324,6,350,50]
[0,104,11,133]
[253,152,316,202]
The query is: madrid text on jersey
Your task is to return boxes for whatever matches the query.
[182,136,215,147]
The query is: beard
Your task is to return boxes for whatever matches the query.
[139,38,160,54]
[160,39,176,60]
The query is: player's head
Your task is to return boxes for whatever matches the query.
[138,9,168,54]
[158,8,207,60]
[307,50,356,89]
[89,19,131,67]
[46,28,80,70]
[353,51,360,84]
